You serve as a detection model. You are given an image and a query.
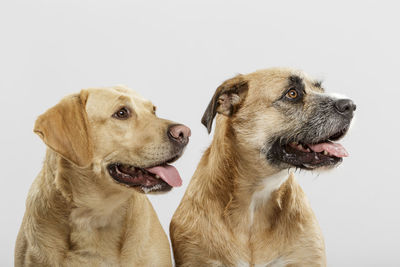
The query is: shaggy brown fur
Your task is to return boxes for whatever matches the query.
[169,68,347,266]
[15,86,186,267]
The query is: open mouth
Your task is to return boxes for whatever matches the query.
[268,126,349,170]
[107,159,183,193]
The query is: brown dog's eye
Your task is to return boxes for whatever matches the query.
[113,107,131,120]
[286,88,298,99]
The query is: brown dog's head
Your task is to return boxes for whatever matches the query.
[202,68,356,171]
[34,85,190,193]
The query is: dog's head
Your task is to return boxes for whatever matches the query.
[34,85,190,194]
[202,68,356,171]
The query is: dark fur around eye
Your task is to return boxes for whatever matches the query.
[281,75,306,102]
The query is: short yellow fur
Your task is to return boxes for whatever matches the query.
[15,86,176,267]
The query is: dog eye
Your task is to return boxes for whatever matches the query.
[113,107,131,120]
[286,88,298,99]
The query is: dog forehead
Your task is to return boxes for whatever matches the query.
[243,68,293,99]
[84,86,153,117]
[111,85,153,105]
[244,68,321,98]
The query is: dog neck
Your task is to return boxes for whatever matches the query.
[199,118,298,231]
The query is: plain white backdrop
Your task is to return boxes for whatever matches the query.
[1,0,399,266]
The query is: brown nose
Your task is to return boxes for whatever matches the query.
[168,124,191,146]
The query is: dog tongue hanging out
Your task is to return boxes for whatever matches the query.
[171,68,355,267]
[146,165,183,187]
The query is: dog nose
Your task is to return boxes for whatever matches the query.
[168,124,191,146]
[334,99,356,118]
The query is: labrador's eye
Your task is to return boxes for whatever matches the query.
[286,88,298,99]
[113,107,131,119]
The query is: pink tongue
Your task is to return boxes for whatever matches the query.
[145,165,182,187]
[308,142,349,157]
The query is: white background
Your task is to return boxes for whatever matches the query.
[1,0,399,266]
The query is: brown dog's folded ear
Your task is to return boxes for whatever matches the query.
[201,75,248,133]
[34,91,92,167]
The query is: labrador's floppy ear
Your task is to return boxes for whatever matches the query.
[201,75,248,133]
[34,90,92,167]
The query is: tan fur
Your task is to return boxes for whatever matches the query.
[171,68,327,266]
[15,86,178,267]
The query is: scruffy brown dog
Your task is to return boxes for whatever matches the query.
[170,68,355,266]
[15,86,190,267]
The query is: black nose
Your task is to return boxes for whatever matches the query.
[334,99,356,118]
[168,124,191,146]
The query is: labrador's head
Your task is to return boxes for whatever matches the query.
[34,85,190,194]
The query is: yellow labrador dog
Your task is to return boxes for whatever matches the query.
[170,68,355,266]
[15,85,190,267]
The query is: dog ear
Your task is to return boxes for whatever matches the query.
[201,75,248,133]
[34,91,92,167]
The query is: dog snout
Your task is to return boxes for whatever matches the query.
[334,99,356,118]
[168,124,191,146]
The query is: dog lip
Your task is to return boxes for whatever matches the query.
[163,153,182,165]
[111,150,184,171]
[299,125,349,146]
[327,126,348,142]
[312,125,349,144]
[141,150,184,169]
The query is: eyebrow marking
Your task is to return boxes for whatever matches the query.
[313,80,325,92]
[289,75,303,86]
[288,75,305,93]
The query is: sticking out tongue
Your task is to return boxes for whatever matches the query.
[308,141,349,157]
[145,165,182,187]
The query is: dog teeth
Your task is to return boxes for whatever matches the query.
[155,175,160,179]
[323,151,328,156]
